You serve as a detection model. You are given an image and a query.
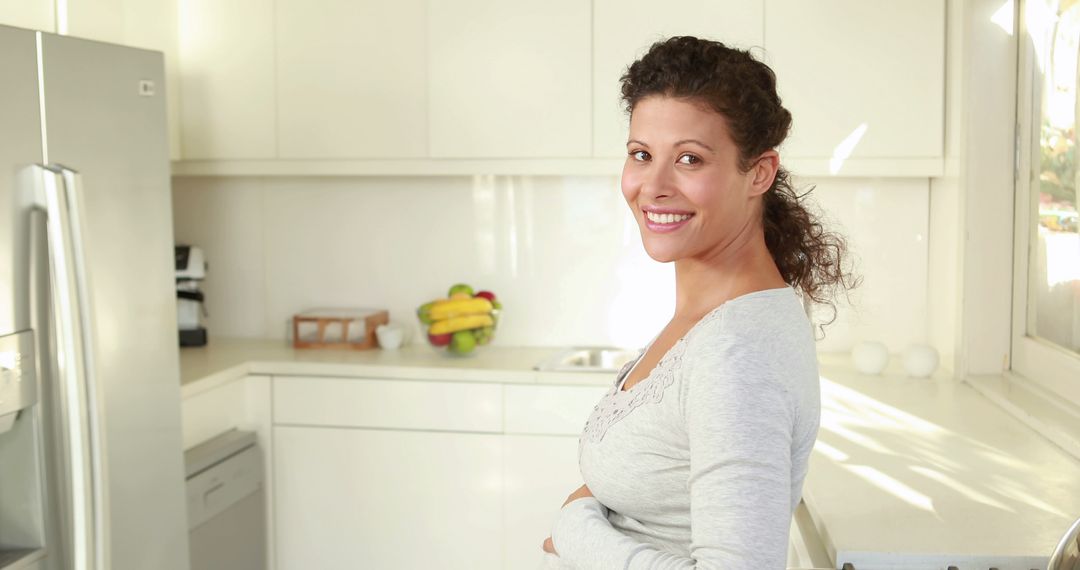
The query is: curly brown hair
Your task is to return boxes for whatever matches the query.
[621,36,860,334]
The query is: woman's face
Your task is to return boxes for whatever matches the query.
[621,95,775,263]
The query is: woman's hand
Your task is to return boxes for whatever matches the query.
[561,483,594,507]
[543,484,595,555]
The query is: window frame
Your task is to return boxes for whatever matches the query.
[1012,0,1080,406]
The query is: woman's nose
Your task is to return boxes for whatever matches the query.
[641,161,676,198]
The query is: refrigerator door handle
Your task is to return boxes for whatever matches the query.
[31,164,109,570]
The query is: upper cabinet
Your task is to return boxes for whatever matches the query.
[276,0,427,159]
[427,0,591,158]
[170,0,946,176]
[592,0,764,158]
[0,1,54,33]
[178,0,275,160]
[764,0,945,172]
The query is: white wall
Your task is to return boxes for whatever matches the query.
[172,175,933,354]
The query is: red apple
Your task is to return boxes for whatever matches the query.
[474,290,496,302]
[428,332,452,346]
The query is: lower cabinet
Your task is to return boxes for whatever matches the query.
[273,426,505,569]
[270,378,606,569]
[503,435,581,570]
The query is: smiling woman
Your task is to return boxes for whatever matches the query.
[540,36,860,569]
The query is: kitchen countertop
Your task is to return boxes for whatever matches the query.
[178,337,612,398]
[179,338,1080,567]
[805,361,1080,569]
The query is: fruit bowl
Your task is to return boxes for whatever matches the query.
[416,283,502,357]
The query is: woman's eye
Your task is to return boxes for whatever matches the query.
[677,154,701,165]
[629,150,650,161]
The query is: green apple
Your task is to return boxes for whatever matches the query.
[448,283,474,297]
[449,330,476,354]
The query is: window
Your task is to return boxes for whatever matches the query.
[1015,0,1080,401]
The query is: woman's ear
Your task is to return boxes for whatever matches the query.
[749,150,780,197]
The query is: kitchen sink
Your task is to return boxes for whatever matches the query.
[534,346,642,373]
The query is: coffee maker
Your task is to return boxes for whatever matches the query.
[175,245,208,346]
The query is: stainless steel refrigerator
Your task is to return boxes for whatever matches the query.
[0,24,190,570]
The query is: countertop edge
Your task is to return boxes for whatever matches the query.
[179,362,251,399]
[179,342,614,399]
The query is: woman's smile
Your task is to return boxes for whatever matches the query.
[643,210,694,232]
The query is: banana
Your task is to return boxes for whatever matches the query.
[429,314,494,335]
[428,297,493,321]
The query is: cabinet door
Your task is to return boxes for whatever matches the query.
[764,0,944,161]
[428,0,591,158]
[503,435,582,570]
[276,0,427,158]
[274,426,503,570]
[504,384,608,435]
[178,0,275,159]
[592,0,764,157]
[0,1,54,32]
[274,376,503,432]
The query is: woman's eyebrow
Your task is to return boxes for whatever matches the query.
[626,139,649,147]
[674,139,715,151]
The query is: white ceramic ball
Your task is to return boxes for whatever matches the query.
[903,344,939,378]
[851,341,889,375]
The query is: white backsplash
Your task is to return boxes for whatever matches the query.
[172,175,932,354]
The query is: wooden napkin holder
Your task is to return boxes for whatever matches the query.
[292,308,389,350]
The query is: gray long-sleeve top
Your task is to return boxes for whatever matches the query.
[549,286,821,569]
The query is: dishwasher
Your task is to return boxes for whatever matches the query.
[185,429,267,570]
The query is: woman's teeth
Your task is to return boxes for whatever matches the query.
[645,211,692,224]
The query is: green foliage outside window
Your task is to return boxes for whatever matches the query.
[1040,118,1078,206]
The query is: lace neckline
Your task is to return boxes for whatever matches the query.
[582,286,794,444]
[615,308,714,393]
[614,286,792,393]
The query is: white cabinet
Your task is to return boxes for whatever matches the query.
[178,0,275,159]
[0,1,54,33]
[427,0,591,158]
[168,0,944,175]
[274,376,503,432]
[592,0,764,158]
[503,435,581,570]
[275,0,427,159]
[764,0,944,168]
[181,374,275,450]
[504,384,607,435]
[267,375,603,569]
[273,426,504,570]
[502,386,602,567]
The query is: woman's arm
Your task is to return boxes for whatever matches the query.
[550,333,797,569]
